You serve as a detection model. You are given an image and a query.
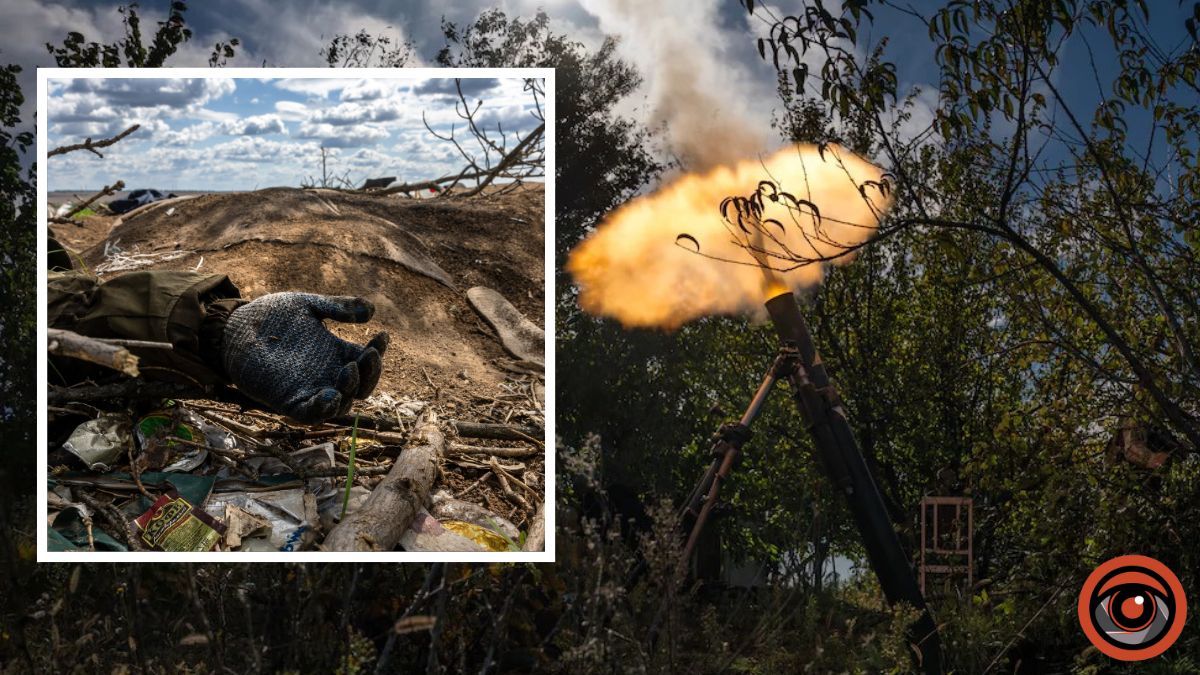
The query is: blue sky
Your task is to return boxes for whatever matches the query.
[46,76,540,191]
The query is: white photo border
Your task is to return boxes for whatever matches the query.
[37,67,556,563]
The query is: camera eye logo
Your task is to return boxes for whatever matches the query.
[1078,555,1187,661]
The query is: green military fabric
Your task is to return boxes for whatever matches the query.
[48,270,244,386]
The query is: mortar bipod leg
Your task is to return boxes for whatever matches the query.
[678,350,793,564]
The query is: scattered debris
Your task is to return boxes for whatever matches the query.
[107,188,176,215]
[361,176,397,190]
[95,238,195,274]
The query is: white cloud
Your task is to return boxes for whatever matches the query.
[213,136,316,162]
[296,121,390,147]
[224,113,287,136]
[64,78,235,108]
[160,122,220,146]
[274,100,309,121]
[273,79,348,98]
[310,99,404,125]
[341,79,400,101]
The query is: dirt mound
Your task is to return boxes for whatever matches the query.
[70,185,545,399]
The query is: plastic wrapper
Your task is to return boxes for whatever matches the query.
[440,520,513,551]
[204,488,319,551]
[135,410,207,472]
[62,415,132,471]
[429,489,520,541]
[134,487,225,552]
[400,508,486,552]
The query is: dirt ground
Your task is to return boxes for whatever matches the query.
[49,184,547,542]
[52,185,544,399]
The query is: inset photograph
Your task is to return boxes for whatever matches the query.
[38,70,552,558]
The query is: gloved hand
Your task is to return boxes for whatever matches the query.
[220,292,389,423]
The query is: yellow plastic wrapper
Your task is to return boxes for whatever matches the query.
[337,436,381,454]
[440,520,513,552]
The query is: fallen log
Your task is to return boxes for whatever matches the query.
[322,412,444,551]
[522,501,545,552]
[48,328,140,376]
[450,420,543,443]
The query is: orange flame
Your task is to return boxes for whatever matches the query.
[567,143,893,329]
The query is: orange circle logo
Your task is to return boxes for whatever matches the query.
[1078,555,1187,661]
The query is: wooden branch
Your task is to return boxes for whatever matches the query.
[48,380,211,405]
[48,328,139,377]
[62,180,125,222]
[457,123,545,198]
[450,420,543,444]
[322,411,444,551]
[48,124,140,158]
[446,443,539,458]
[369,167,520,196]
[522,501,545,552]
[77,491,146,551]
[295,465,391,479]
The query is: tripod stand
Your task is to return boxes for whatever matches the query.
[676,292,943,674]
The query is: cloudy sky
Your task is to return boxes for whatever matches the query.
[6,0,1196,189]
[46,76,539,191]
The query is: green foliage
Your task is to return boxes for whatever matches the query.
[0,61,37,570]
[45,2,237,68]
[741,0,1200,669]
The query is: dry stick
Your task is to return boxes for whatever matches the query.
[491,458,529,509]
[56,180,125,224]
[48,380,208,405]
[450,420,543,444]
[126,442,151,499]
[323,412,445,551]
[77,492,144,551]
[455,472,492,499]
[47,124,140,158]
[458,123,545,198]
[197,408,408,445]
[494,462,537,498]
[48,328,141,377]
[370,167,526,197]
[191,409,268,441]
[447,456,524,472]
[297,465,390,479]
[86,337,174,350]
[522,501,545,552]
[446,443,539,458]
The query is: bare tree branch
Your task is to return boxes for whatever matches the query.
[47,124,140,158]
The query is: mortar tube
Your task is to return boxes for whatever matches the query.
[765,291,942,673]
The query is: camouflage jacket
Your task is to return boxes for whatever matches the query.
[49,269,247,386]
